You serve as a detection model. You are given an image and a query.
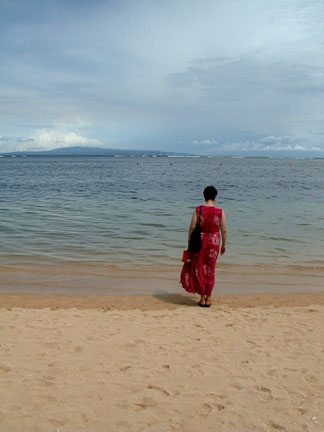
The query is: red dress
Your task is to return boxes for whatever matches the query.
[180,206,222,297]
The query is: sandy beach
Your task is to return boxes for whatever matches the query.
[1,290,324,432]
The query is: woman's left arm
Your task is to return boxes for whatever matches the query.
[188,210,197,243]
[220,210,227,255]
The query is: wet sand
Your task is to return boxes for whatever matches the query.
[1,262,324,296]
[1,291,324,311]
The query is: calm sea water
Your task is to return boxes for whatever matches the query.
[1,156,323,268]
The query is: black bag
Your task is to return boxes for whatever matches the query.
[188,206,202,253]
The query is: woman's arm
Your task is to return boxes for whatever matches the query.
[188,210,197,243]
[220,210,227,255]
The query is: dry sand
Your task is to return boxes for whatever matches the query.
[1,293,324,432]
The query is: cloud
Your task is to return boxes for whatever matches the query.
[30,129,102,150]
[0,130,103,152]
[218,136,323,153]
[0,0,323,155]
[192,139,218,146]
[188,134,323,155]
[166,54,324,103]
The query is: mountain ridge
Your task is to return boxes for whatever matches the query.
[0,146,192,157]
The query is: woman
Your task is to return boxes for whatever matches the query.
[180,186,227,307]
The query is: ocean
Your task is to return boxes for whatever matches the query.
[1,155,323,269]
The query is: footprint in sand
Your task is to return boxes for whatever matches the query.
[199,402,225,417]
[82,413,89,424]
[120,365,131,371]
[192,364,202,369]
[40,395,57,403]
[0,364,11,373]
[303,374,317,383]
[115,420,132,429]
[134,339,146,345]
[255,385,273,401]
[268,420,287,430]
[207,392,226,400]
[134,402,149,409]
[267,369,279,377]
[42,374,56,385]
[162,364,170,369]
[147,384,170,396]
[134,396,157,410]
[48,418,68,427]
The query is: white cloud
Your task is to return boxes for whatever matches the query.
[30,129,102,150]
[0,130,103,152]
[192,139,217,146]
[218,136,323,153]
[190,135,323,154]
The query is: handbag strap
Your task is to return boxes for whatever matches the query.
[197,205,202,226]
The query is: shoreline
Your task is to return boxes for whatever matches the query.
[1,261,324,297]
[1,292,324,311]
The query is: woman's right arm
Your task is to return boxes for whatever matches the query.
[220,210,227,255]
[188,210,197,243]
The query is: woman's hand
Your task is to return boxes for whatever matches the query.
[221,244,226,255]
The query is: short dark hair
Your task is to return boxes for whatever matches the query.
[203,185,218,201]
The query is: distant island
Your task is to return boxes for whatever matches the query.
[0,146,193,157]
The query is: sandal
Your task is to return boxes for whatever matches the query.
[204,296,212,307]
[198,296,206,307]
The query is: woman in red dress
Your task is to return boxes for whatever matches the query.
[180,186,227,307]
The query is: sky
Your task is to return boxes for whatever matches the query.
[0,0,323,156]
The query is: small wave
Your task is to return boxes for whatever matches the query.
[256,236,304,243]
